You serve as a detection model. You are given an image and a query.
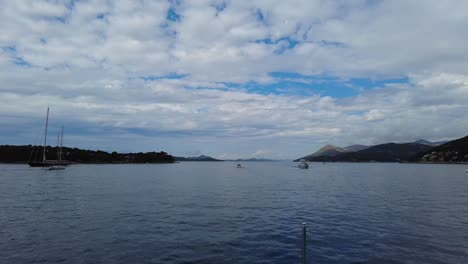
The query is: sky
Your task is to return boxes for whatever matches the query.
[0,0,468,160]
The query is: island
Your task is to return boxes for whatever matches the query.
[0,145,175,164]
[175,155,223,162]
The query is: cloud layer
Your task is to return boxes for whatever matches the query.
[1,0,467,159]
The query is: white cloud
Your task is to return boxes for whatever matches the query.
[0,0,467,159]
[365,109,385,121]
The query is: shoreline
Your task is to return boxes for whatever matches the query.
[0,161,176,165]
[1,161,467,165]
[297,161,468,165]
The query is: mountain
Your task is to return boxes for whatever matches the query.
[232,158,277,162]
[295,145,348,161]
[302,143,433,162]
[411,135,468,162]
[0,145,175,163]
[312,144,348,156]
[295,144,360,162]
[413,139,448,146]
[344,144,369,152]
[175,155,223,161]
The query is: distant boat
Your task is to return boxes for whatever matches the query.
[236,152,242,168]
[298,159,309,169]
[28,107,70,168]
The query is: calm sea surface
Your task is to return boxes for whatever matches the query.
[1,162,467,264]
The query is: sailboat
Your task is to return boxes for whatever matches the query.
[47,127,66,170]
[28,107,70,168]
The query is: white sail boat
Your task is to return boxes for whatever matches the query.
[47,126,66,170]
[28,107,70,168]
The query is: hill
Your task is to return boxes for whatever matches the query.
[0,145,175,164]
[232,158,277,162]
[295,145,348,161]
[312,144,348,156]
[302,143,433,162]
[413,139,448,146]
[295,144,371,162]
[411,135,468,162]
[175,155,223,161]
[344,144,369,152]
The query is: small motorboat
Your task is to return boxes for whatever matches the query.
[298,159,309,169]
[236,164,242,168]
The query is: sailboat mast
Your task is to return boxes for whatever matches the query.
[57,133,60,162]
[59,126,64,162]
[43,107,49,162]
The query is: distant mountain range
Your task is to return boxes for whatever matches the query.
[298,144,370,160]
[411,135,468,162]
[175,155,223,161]
[295,138,463,163]
[303,144,348,158]
[305,143,433,162]
[227,158,277,162]
[413,139,449,146]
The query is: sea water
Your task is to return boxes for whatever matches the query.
[1,162,467,263]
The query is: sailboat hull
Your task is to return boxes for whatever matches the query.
[28,161,71,167]
[28,162,51,167]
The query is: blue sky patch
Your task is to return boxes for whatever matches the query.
[96,13,109,20]
[349,77,409,89]
[219,72,409,98]
[1,46,32,67]
[317,40,347,48]
[254,37,299,54]
[140,73,189,81]
[13,57,32,67]
[167,7,181,22]
[255,8,265,23]
[213,1,228,15]
[2,46,17,54]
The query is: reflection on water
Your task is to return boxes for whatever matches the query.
[1,162,467,263]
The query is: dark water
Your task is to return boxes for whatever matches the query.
[1,162,467,264]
